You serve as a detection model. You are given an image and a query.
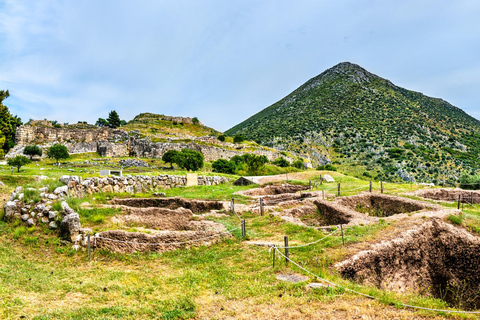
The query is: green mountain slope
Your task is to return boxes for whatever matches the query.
[226,62,480,183]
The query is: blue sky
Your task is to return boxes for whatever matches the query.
[1,0,480,131]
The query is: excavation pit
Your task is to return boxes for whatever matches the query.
[335,193,434,217]
[96,197,230,253]
[236,183,310,197]
[336,219,480,310]
[311,193,444,226]
[110,197,224,213]
[410,188,480,204]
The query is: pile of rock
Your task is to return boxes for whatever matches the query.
[118,159,149,167]
[4,189,59,229]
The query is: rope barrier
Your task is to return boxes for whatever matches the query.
[272,247,480,314]
[95,227,240,246]
[273,227,339,249]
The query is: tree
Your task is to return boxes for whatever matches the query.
[47,144,69,164]
[273,157,290,167]
[0,90,22,152]
[107,110,121,128]
[176,149,204,171]
[95,118,109,127]
[192,117,199,125]
[217,135,226,142]
[233,135,245,144]
[7,155,31,172]
[162,150,179,169]
[212,159,235,174]
[245,154,268,175]
[23,145,42,160]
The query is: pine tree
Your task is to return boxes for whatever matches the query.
[106,110,121,128]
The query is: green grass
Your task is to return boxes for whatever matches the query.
[2,160,480,318]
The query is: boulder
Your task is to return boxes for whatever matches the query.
[3,201,18,221]
[323,174,335,182]
[26,218,35,227]
[60,213,81,241]
[54,186,68,196]
[49,221,58,229]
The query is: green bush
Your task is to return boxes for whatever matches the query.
[212,159,235,174]
[273,157,290,167]
[233,135,245,144]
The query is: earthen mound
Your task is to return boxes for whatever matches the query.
[95,227,229,254]
[110,197,223,213]
[336,219,480,310]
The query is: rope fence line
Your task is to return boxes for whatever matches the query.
[271,246,480,315]
[272,227,340,249]
[94,227,240,246]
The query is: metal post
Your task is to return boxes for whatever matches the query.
[241,220,246,238]
[231,198,234,214]
[338,183,341,196]
[369,181,372,193]
[87,234,91,261]
[381,181,384,193]
[260,198,264,216]
[340,225,345,246]
[458,195,461,210]
[284,236,289,265]
[471,192,474,205]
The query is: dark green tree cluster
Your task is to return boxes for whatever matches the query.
[212,154,268,176]
[161,149,204,171]
[96,110,127,128]
[0,90,22,156]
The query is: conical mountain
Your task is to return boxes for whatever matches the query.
[226,62,480,183]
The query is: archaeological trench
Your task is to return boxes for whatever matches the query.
[4,175,480,309]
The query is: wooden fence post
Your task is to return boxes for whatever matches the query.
[340,225,344,246]
[242,220,246,238]
[260,198,264,216]
[284,236,289,265]
[369,181,372,193]
[381,181,384,193]
[87,234,91,261]
[458,195,461,210]
[338,183,341,196]
[231,198,235,214]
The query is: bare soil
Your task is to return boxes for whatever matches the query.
[409,188,480,204]
[238,183,310,197]
[110,197,224,213]
[336,218,480,310]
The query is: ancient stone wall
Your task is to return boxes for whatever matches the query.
[15,125,127,145]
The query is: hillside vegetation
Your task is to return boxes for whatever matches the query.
[226,62,480,184]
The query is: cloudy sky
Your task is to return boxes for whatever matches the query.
[0,0,479,131]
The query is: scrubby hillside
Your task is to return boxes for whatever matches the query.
[226,62,480,184]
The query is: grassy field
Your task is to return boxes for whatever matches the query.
[0,156,479,319]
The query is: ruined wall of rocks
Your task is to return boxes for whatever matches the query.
[101,138,292,162]
[15,125,127,145]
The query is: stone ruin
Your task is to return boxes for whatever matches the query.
[95,198,230,253]
[408,188,480,204]
[337,218,480,310]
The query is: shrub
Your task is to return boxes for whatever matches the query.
[233,135,245,144]
[292,159,304,169]
[217,135,226,142]
[212,159,235,174]
[273,157,290,168]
